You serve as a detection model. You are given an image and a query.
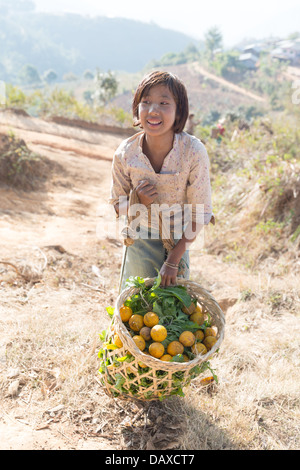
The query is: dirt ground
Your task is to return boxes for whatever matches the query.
[0,111,298,450]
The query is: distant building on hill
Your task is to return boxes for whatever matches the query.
[271,39,300,65]
[238,52,259,69]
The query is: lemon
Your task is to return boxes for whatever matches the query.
[204,327,217,338]
[149,342,165,358]
[160,354,172,361]
[194,330,205,342]
[113,334,123,348]
[119,305,133,322]
[203,336,217,350]
[129,314,144,332]
[179,331,196,347]
[132,335,146,351]
[192,342,207,355]
[150,325,167,342]
[139,326,152,341]
[167,341,184,356]
[182,302,196,315]
[189,311,205,326]
[144,312,159,327]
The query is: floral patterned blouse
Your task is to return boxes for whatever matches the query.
[109,131,213,232]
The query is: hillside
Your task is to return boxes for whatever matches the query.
[0,5,200,82]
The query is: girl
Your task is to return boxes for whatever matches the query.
[109,71,213,292]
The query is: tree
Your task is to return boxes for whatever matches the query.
[83,70,94,80]
[204,26,223,60]
[93,70,118,105]
[43,69,58,84]
[18,64,41,85]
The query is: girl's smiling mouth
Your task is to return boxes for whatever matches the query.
[147,120,162,126]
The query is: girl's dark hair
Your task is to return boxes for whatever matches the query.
[132,71,189,133]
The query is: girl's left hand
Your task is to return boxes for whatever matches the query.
[159,263,178,287]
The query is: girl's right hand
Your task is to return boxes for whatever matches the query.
[136,180,158,206]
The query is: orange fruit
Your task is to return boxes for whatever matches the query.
[192,343,207,355]
[119,305,133,322]
[204,327,217,338]
[195,303,203,313]
[128,314,144,332]
[167,341,184,356]
[139,326,152,341]
[179,331,196,347]
[132,335,146,351]
[160,354,172,362]
[182,302,196,315]
[203,336,217,350]
[183,354,190,362]
[149,342,165,358]
[150,325,167,342]
[194,329,205,342]
[113,334,123,348]
[143,312,159,327]
[189,311,205,326]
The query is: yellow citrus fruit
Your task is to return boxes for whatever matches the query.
[182,302,196,315]
[204,327,217,338]
[192,342,207,355]
[113,334,123,348]
[138,360,148,368]
[143,312,159,327]
[203,336,217,350]
[132,335,146,351]
[139,326,152,341]
[194,329,205,342]
[190,311,205,326]
[183,354,190,362]
[129,314,144,332]
[150,325,167,342]
[138,351,150,368]
[119,305,133,322]
[179,331,196,347]
[195,303,203,313]
[149,342,165,358]
[167,341,184,356]
[160,354,172,361]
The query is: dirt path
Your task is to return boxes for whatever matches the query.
[189,62,267,104]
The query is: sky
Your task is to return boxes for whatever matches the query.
[32,0,300,47]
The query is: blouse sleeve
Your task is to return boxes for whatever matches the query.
[186,140,213,225]
[108,147,132,208]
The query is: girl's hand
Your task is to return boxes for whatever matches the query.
[159,262,178,287]
[136,180,158,206]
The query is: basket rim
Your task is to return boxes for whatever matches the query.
[112,277,225,372]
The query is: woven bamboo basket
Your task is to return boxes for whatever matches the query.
[99,278,225,401]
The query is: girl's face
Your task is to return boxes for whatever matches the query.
[138,84,177,139]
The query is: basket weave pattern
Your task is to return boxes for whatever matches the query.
[101,278,225,400]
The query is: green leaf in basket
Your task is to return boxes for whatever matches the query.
[106,306,114,318]
[170,354,185,363]
[104,343,119,351]
[99,329,107,341]
[117,354,131,362]
[114,373,126,391]
[150,270,162,290]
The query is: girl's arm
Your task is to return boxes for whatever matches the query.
[159,220,203,287]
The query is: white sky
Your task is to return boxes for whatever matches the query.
[32,0,300,47]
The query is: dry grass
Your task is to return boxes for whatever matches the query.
[1,250,299,450]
